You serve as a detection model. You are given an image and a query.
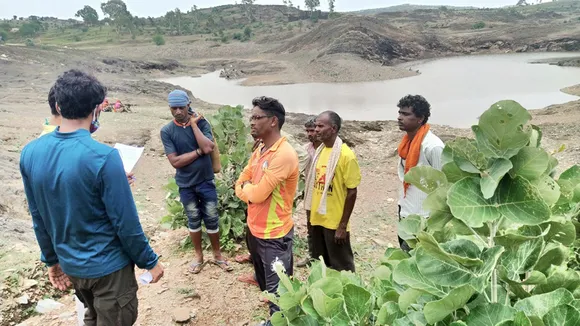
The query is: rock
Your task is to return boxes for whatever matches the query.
[373,238,387,246]
[16,294,29,305]
[21,279,38,290]
[172,308,192,323]
[35,299,64,314]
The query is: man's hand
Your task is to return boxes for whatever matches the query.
[48,264,72,291]
[126,172,135,186]
[335,226,348,245]
[149,262,165,283]
[242,181,251,189]
[190,113,203,125]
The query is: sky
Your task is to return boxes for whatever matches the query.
[0,0,519,20]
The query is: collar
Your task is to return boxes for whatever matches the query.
[53,127,91,138]
[257,136,287,154]
[173,119,191,128]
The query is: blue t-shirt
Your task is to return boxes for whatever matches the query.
[160,119,215,188]
[19,128,158,279]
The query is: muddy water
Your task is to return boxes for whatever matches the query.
[162,53,580,127]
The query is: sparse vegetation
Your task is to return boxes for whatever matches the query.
[152,34,165,45]
[472,21,486,29]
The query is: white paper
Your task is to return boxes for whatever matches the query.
[114,143,144,173]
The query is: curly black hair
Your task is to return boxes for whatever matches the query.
[252,96,286,129]
[397,95,431,125]
[54,69,106,120]
[48,84,59,117]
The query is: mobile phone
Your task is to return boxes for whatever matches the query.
[188,107,194,115]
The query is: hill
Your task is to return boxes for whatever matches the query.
[353,4,476,15]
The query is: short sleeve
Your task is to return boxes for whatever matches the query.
[160,128,177,155]
[343,152,361,189]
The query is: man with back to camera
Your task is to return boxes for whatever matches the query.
[396,95,444,252]
[303,111,361,272]
[160,89,233,274]
[20,69,164,325]
[235,96,299,323]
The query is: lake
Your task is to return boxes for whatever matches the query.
[162,52,580,127]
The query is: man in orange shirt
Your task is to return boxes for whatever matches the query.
[235,96,299,319]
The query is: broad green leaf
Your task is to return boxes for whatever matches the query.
[339,270,363,287]
[472,100,532,159]
[393,257,448,297]
[287,315,318,326]
[307,261,324,285]
[343,284,372,322]
[541,221,576,246]
[424,185,454,231]
[499,237,544,280]
[415,246,473,288]
[443,161,477,183]
[514,288,574,318]
[534,242,569,273]
[301,297,322,322]
[497,311,534,326]
[494,225,544,247]
[423,284,476,324]
[445,138,488,173]
[373,265,392,281]
[510,147,550,181]
[404,166,448,194]
[310,277,343,297]
[475,246,506,289]
[270,312,288,326]
[481,158,513,199]
[450,322,468,326]
[433,236,483,267]
[531,175,561,207]
[542,304,580,326]
[447,177,500,228]
[545,156,558,176]
[380,248,410,269]
[377,302,404,326]
[398,215,425,240]
[558,166,580,203]
[496,176,551,226]
[309,288,345,320]
[529,125,543,147]
[533,267,580,295]
[464,303,516,326]
[398,288,427,311]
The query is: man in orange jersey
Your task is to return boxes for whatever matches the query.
[235,96,299,319]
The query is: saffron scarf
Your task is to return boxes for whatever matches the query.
[398,124,430,196]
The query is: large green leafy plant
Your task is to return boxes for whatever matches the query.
[270,100,580,325]
[161,105,252,247]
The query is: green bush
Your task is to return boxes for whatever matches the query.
[25,39,35,47]
[269,100,580,325]
[233,32,242,40]
[161,105,252,250]
[73,35,82,42]
[152,34,165,46]
[0,29,7,42]
[244,26,252,38]
[472,21,486,29]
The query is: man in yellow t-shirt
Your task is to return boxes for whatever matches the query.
[304,111,361,272]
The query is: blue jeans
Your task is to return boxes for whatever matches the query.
[179,180,219,234]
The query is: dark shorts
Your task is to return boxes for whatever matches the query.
[310,225,355,272]
[247,228,294,316]
[69,264,138,326]
[179,180,219,234]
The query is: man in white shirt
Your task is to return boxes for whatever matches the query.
[396,95,444,252]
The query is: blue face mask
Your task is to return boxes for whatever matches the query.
[90,109,100,134]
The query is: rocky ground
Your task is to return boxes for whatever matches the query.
[1,4,580,324]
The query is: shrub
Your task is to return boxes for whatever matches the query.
[269,100,580,325]
[152,34,165,46]
[221,35,228,43]
[0,29,7,42]
[161,105,252,250]
[243,26,252,38]
[73,35,82,42]
[233,32,242,40]
[25,39,35,47]
[472,21,486,29]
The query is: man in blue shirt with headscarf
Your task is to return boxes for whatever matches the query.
[20,69,164,326]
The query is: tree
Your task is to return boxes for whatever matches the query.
[328,0,335,14]
[305,0,321,17]
[174,8,182,35]
[241,0,256,23]
[101,0,135,35]
[12,15,17,21]
[75,5,99,26]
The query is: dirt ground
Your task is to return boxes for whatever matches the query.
[1,6,580,325]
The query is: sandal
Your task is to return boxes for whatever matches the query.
[212,259,234,272]
[235,254,252,264]
[188,261,205,274]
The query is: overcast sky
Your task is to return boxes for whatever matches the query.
[0,0,518,20]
